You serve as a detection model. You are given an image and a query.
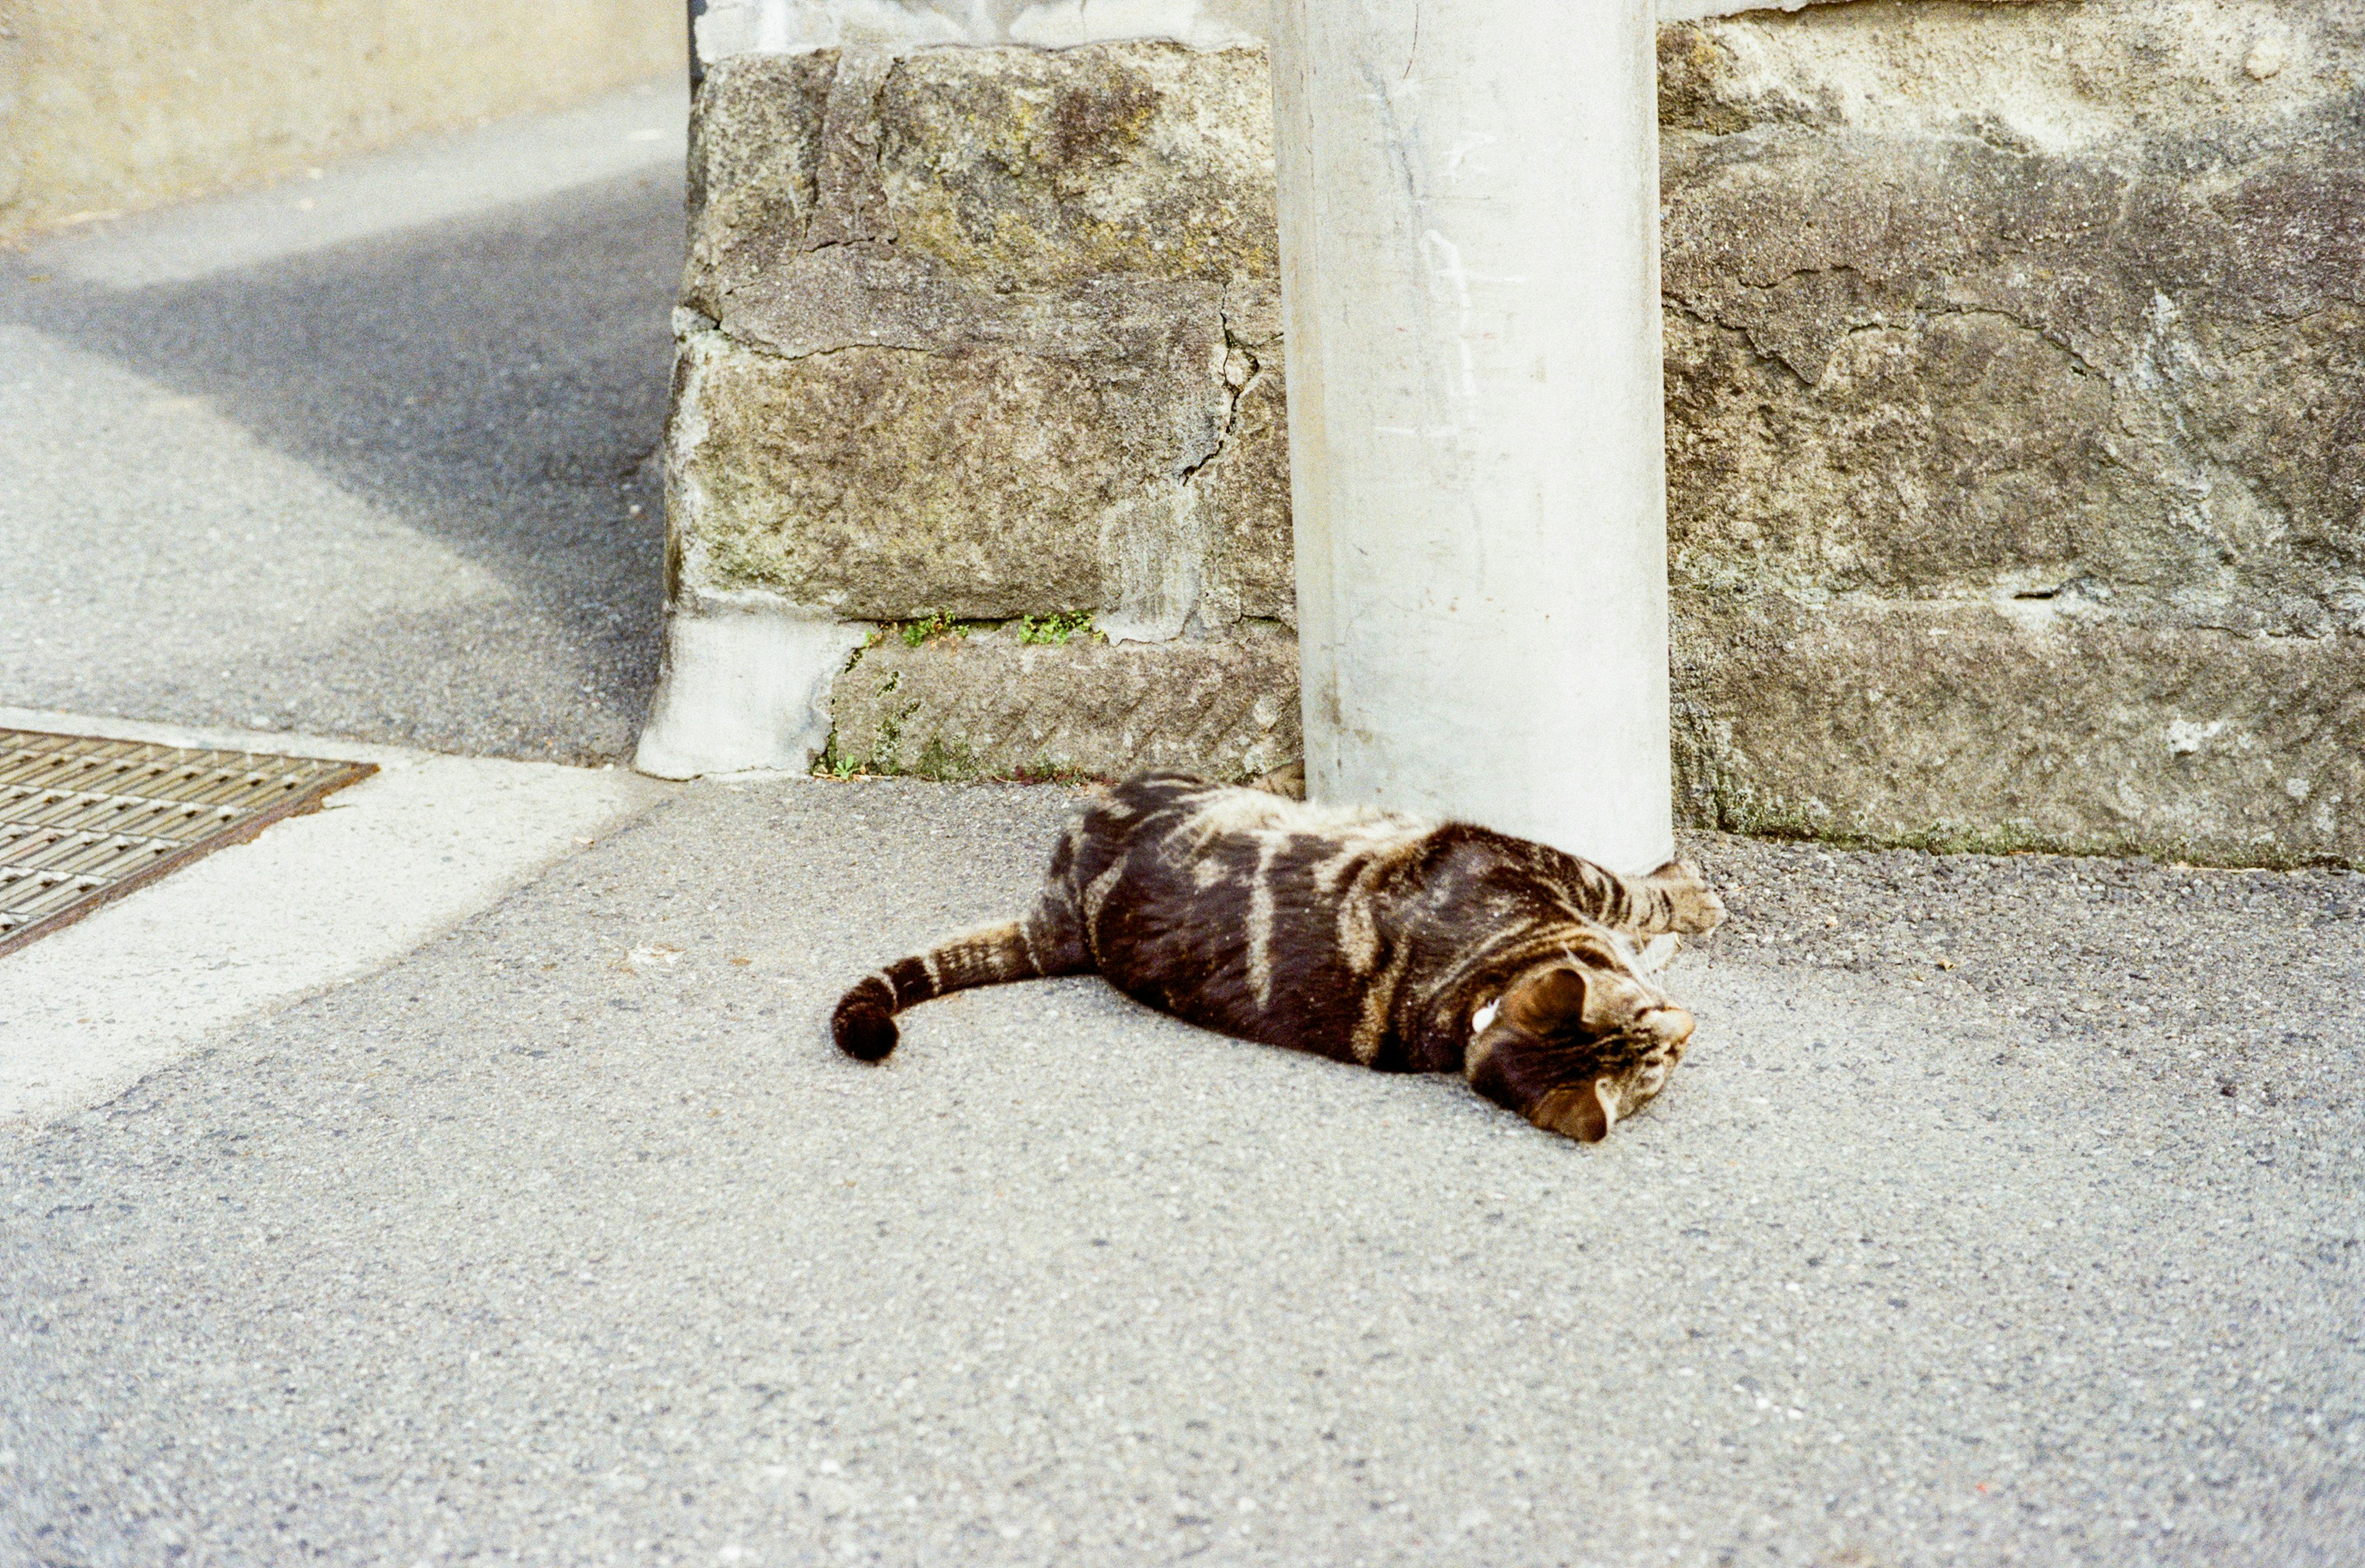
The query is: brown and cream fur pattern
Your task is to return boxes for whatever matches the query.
[833,772,1725,1143]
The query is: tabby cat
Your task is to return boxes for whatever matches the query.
[833,771,1724,1143]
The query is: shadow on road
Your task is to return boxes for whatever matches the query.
[0,165,682,762]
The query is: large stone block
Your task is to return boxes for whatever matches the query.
[1658,2,2365,636]
[670,323,1213,621]
[684,43,1277,314]
[876,44,1279,290]
[1662,126,2365,626]
[679,52,836,320]
[827,626,1300,782]
[1673,592,2365,866]
[1651,0,2365,863]
[1664,303,2120,599]
[671,47,1290,641]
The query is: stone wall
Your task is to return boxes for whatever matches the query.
[1659,1,2365,865]
[692,0,1266,56]
[664,41,1300,786]
[660,0,2365,865]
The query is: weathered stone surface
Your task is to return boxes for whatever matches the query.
[1664,303,2121,598]
[1660,2,2363,155]
[685,44,1276,313]
[827,626,1300,782]
[876,44,1277,291]
[1653,0,2365,863]
[1673,592,2365,866]
[670,323,1219,621]
[680,52,835,323]
[664,9,2364,860]
[671,44,1291,639]
[693,0,1269,60]
[1662,126,2365,624]
[1195,280,1293,627]
[1659,2,2365,634]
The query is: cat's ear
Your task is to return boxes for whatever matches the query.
[1569,1081,1614,1143]
[1528,1080,1615,1144]
[1502,965,1589,1034]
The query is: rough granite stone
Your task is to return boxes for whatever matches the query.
[876,43,1277,291]
[670,325,1215,621]
[1656,0,2365,639]
[1674,591,2365,866]
[1660,112,2365,628]
[1195,280,1294,628]
[1652,0,2365,863]
[827,626,1300,783]
[679,52,835,325]
[670,46,1286,639]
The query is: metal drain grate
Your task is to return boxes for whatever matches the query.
[0,730,377,958]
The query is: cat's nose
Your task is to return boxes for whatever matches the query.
[1648,1006,1695,1046]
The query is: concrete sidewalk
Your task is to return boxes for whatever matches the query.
[0,707,668,1125]
[1,777,2359,1566]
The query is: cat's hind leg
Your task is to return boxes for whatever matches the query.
[833,899,1089,1062]
[1548,847,1725,939]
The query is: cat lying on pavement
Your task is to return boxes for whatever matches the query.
[834,770,1724,1144]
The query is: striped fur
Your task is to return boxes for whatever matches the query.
[830,915,1088,1061]
[831,772,1724,1143]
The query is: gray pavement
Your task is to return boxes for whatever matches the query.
[0,85,684,765]
[1,72,2361,1568]
[2,780,2360,1566]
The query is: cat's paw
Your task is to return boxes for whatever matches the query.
[1649,858,1726,935]
[1250,759,1307,801]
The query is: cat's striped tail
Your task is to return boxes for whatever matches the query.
[833,911,1085,1062]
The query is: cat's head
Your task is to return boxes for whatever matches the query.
[1468,959,1696,1144]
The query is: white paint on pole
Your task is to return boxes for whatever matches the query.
[1269,0,1675,873]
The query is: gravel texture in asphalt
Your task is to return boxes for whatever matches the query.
[3,780,2358,1566]
[1691,833,2365,1117]
[0,161,679,764]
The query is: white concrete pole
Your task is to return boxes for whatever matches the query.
[1269,0,1674,873]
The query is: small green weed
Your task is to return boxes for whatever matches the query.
[1009,756,1101,786]
[1017,612,1099,647]
[899,610,961,648]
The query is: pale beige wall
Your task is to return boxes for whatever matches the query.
[0,0,685,238]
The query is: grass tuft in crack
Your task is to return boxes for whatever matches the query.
[1017,612,1101,647]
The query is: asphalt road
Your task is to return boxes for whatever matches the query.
[0,89,683,765]
[3,779,2358,1567]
